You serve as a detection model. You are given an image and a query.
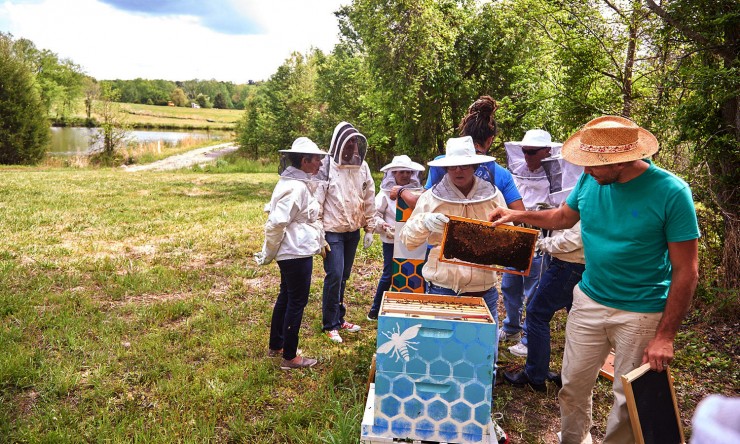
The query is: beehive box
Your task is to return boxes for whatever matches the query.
[439,215,539,276]
[361,383,500,444]
[371,292,497,443]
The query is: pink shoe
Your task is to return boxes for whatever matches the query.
[340,321,361,333]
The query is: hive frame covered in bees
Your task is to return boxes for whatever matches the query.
[438,215,539,276]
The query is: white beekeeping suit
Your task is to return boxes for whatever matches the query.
[505,129,583,209]
[315,122,376,235]
[257,138,329,264]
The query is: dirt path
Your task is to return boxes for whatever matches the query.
[122,142,238,172]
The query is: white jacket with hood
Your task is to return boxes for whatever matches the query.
[537,221,585,264]
[316,122,376,234]
[400,174,507,293]
[261,166,323,262]
[374,172,422,244]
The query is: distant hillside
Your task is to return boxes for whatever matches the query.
[58,101,243,130]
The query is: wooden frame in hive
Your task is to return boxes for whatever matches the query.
[438,215,539,276]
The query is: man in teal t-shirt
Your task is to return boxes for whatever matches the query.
[488,116,699,444]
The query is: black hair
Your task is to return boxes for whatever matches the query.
[287,152,310,168]
[458,95,499,147]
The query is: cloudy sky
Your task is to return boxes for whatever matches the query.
[0,0,346,83]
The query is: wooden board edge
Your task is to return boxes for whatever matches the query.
[621,373,646,444]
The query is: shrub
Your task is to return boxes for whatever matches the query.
[0,39,50,164]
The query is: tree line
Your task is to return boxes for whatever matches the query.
[102,78,255,110]
[235,0,738,306]
[0,31,254,123]
[0,1,736,309]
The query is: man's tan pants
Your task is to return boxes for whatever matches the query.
[558,285,662,444]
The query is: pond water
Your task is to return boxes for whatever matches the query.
[49,127,233,155]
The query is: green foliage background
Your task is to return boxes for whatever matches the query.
[234,0,739,300]
[0,37,50,164]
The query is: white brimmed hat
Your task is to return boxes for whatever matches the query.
[561,116,658,166]
[509,129,562,148]
[279,137,328,155]
[380,155,425,172]
[427,136,496,167]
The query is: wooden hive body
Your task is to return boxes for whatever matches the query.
[368,292,498,443]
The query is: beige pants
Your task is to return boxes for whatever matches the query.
[559,285,662,444]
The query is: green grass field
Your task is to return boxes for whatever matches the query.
[119,103,243,130]
[0,165,736,443]
[64,101,243,130]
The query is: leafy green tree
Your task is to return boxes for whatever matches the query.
[170,87,189,107]
[312,43,391,164]
[83,77,100,121]
[236,87,267,159]
[341,0,469,157]
[646,0,740,292]
[91,84,129,159]
[2,33,85,120]
[213,92,228,109]
[0,36,50,164]
[195,93,211,108]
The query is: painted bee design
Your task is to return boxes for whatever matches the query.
[377,323,422,362]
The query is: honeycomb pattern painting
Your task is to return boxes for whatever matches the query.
[391,196,426,293]
[372,317,497,443]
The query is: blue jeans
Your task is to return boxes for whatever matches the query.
[322,230,361,331]
[501,254,543,336]
[523,257,585,384]
[427,282,500,385]
[370,242,395,313]
[269,257,313,360]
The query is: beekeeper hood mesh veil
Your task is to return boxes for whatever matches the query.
[278,137,329,182]
[328,122,367,168]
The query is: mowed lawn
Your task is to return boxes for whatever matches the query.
[0,166,736,443]
[67,100,243,130]
[0,167,382,443]
[118,103,242,129]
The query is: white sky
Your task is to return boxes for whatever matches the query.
[0,0,347,83]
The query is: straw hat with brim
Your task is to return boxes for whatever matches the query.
[428,136,496,167]
[508,129,562,148]
[562,116,658,166]
[380,155,425,172]
[279,137,328,155]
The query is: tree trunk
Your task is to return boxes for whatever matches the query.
[620,2,640,118]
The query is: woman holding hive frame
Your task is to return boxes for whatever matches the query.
[399,136,507,327]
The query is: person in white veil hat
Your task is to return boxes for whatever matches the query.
[255,137,329,370]
[498,129,564,353]
[399,136,507,331]
[315,122,377,344]
[367,155,425,320]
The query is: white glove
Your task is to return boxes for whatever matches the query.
[363,232,374,249]
[254,251,270,266]
[423,213,449,234]
[382,223,395,239]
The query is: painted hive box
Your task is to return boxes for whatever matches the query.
[439,215,539,276]
[372,292,497,443]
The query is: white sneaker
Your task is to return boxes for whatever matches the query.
[498,327,522,343]
[340,321,361,333]
[326,330,343,343]
[509,341,528,357]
